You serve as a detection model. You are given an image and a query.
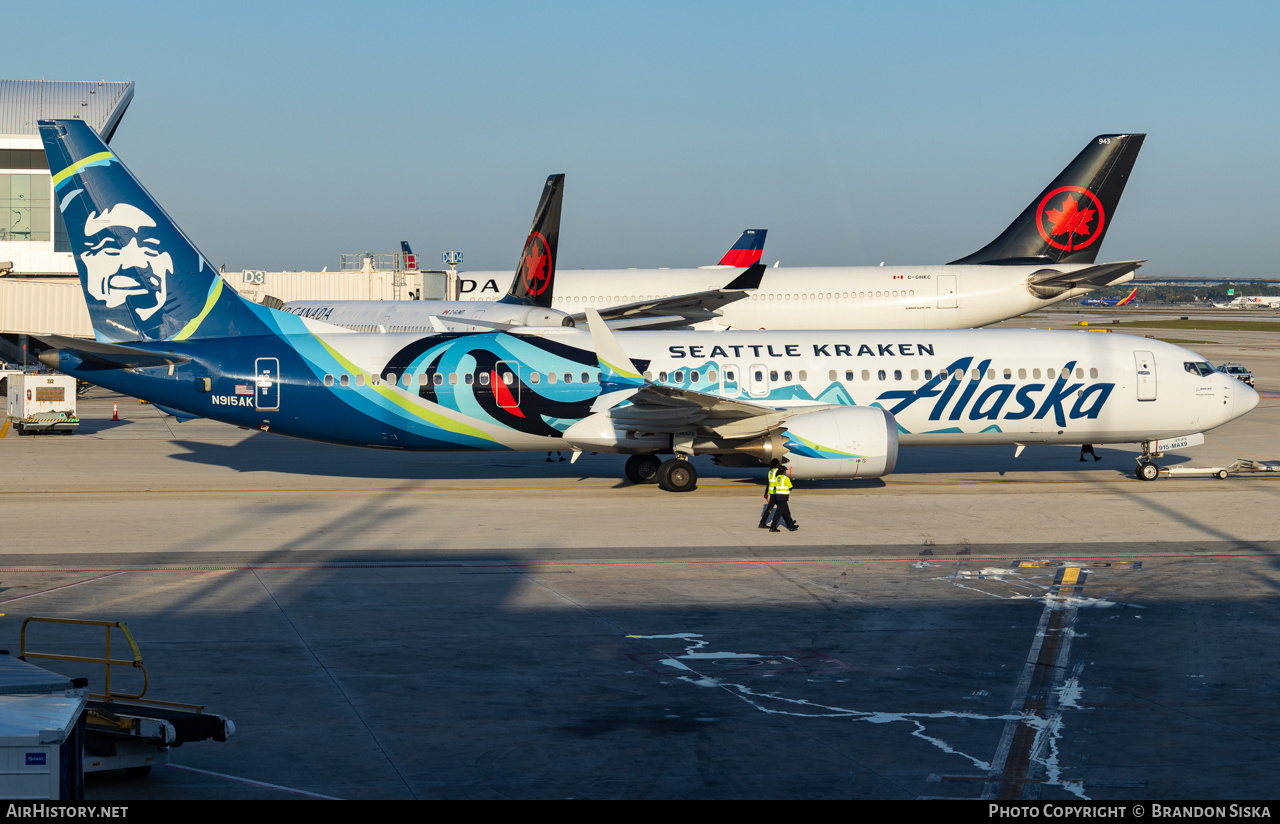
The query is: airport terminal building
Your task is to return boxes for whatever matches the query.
[0,80,434,344]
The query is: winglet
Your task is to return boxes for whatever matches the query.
[584,307,644,391]
[722,262,765,291]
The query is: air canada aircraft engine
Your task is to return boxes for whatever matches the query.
[777,406,899,480]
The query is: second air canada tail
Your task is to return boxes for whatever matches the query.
[949,133,1145,266]
[501,173,564,308]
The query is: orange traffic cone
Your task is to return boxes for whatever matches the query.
[112,403,118,421]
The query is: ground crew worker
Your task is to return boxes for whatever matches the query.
[768,465,798,532]
[758,459,781,528]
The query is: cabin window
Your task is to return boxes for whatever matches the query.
[754,369,764,382]
[504,373,514,386]
[877,370,886,381]
[829,370,837,381]
[385,373,397,385]
[564,372,573,384]
[987,369,995,380]
[659,371,668,382]
[1018,368,1027,380]
[478,372,490,386]
[1076,368,1084,379]
[449,373,458,385]
[323,375,334,387]
[1003,368,1012,380]
[798,370,807,381]
[707,369,717,383]
[674,370,685,382]
[893,369,902,381]
[770,370,779,381]
[581,372,591,384]
[690,370,700,383]
[547,371,557,384]
[643,371,653,380]
[1033,369,1041,379]
[861,370,870,381]
[530,372,540,385]
[1047,368,1056,380]
[939,369,949,380]
[339,375,349,387]
[1089,368,1098,379]
[845,370,854,381]
[910,369,919,381]
[783,370,793,382]
[353,374,365,387]
[433,373,444,386]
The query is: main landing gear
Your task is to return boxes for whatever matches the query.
[1135,441,1163,481]
[624,453,698,492]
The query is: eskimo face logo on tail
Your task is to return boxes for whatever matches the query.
[1036,186,1105,252]
[519,232,552,297]
[79,203,173,322]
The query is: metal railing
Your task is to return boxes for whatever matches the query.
[19,616,202,710]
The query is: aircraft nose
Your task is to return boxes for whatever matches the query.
[1235,379,1260,418]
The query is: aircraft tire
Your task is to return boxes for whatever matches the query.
[1136,462,1159,481]
[1215,469,1229,480]
[625,454,662,485]
[657,458,697,493]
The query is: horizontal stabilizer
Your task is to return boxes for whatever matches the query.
[1027,260,1144,299]
[33,334,191,370]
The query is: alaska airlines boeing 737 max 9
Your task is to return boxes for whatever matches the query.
[36,121,1254,491]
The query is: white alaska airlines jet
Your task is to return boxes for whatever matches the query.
[454,134,1148,330]
[37,119,1256,493]
[281,177,764,333]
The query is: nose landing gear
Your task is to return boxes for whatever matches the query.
[1135,441,1163,481]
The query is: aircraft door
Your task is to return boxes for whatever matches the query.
[1134,350,1156,401]
[493,361,521,410]
[938,275,958,309]
[255,357,280,411]
[721,364,741,398]
[748,363,770,398]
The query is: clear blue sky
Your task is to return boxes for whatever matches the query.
[15,1,1278,276]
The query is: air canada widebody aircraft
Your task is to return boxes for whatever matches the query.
[283,179,764,333]
[456,134,1149,330]
[37,120,1257,491]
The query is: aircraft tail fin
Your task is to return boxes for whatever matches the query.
[400,241,419,270]
[1117,287,1139,306]
[717,229,767,267]
[501,174,564,308]
[40,119,258,342]
[949,134,1145,266]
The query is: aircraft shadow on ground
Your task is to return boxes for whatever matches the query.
[163,433,1196,485]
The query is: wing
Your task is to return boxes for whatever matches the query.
[569,264,765,330]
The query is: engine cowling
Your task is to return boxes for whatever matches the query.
[780,406,898,480]
[505,307,575,327]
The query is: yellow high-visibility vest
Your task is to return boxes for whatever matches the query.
[775,473,793,495]
[766,467,779,494]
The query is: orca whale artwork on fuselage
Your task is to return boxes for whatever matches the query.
[35,120,1258,491]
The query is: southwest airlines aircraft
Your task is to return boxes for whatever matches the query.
[454,134,1148,330]
[36,121,1255,492]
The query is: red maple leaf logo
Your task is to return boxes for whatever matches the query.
[1044,195,1095,248]
[520,234,551,296]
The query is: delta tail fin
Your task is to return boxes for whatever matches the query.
[40,119,260,343]
[717,229,767,267]
[501,173,564,308]
[949,134,1145,266]
[400,241,419,270]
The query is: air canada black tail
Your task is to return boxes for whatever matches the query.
[502,174,564,308]
[949,134,1145,266]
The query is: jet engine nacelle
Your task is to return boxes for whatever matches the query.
[499,306,575,327]
[780,406,899,480]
